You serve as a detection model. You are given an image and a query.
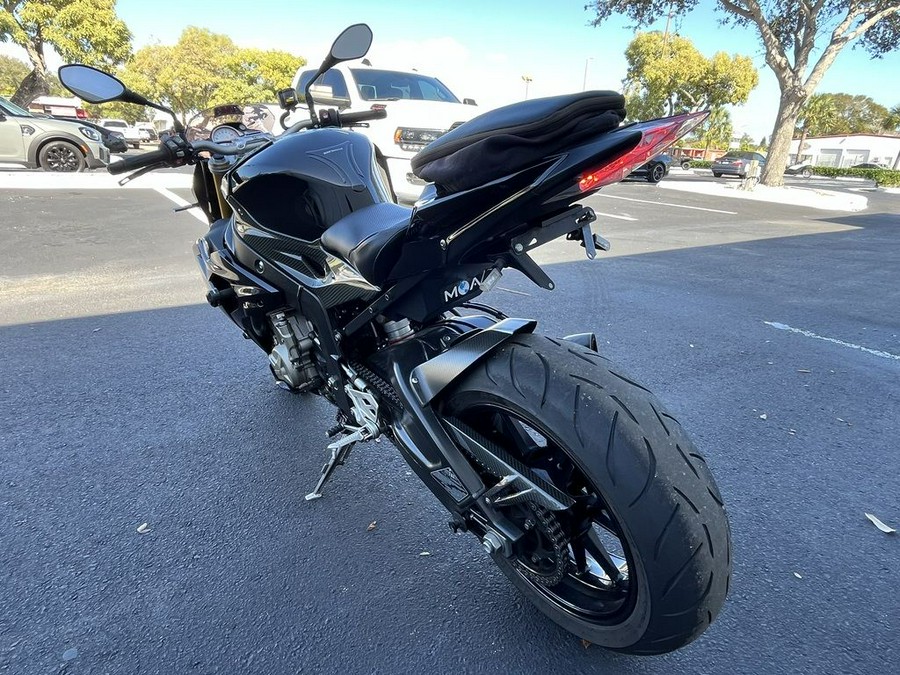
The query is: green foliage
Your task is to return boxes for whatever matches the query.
[0,54,28,95]
[120,27,305,123]
[810,166,900,187]
[688,159,712,168]
[884,104,900,132]
[796,94,838,137]
[738,133,755,151]
[758,135,768,151]
[586,2,900,186]
[798,93,889,135]
[0,0,131,67]
[1,0,131,104]
[83,100,145,124]
[691,106,732,152]
[623,31,757,119]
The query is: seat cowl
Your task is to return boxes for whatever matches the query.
[321,202,412,287]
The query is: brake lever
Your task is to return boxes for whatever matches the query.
[117,162,168,186]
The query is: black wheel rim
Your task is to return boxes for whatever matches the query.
[457,404,636,624]
[651,165,664,181]
[45,144,79,172]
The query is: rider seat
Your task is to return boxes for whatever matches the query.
[410,91,626,195]
[320,202,411,287]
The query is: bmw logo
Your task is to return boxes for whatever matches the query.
[457,280,470,295]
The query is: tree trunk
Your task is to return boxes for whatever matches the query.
[11,68,50,107]
[761,91,805,187]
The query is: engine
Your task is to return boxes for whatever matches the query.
[267,311,321,392]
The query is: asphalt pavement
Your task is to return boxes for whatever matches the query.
[1,175,898,674]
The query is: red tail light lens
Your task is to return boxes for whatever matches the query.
[578,111,709,192]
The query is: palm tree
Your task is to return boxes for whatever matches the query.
[795,94,837,163]
[883,104,900,133]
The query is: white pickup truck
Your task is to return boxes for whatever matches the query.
[98,119,142,149]
[292,62,480,202]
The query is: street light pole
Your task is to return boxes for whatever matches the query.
[582,57,593,91]
[521,75,533,100]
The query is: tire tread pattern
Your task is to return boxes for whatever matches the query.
[444,335,731,655]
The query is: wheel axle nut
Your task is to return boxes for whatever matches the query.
[482,531,503,555]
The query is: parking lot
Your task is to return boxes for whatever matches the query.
[1,170,898,674]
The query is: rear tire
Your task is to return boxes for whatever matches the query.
[443,334,731,654]
[647,163,666,184]
[712,172,722,178]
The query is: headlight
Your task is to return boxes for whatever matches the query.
[78,126,101,142]
[393,127,446,152]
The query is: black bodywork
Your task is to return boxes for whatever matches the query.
[192,111,639,527]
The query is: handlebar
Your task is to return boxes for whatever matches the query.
[107,145,173,175]
[338,108,388,125]
[106,108,388,176]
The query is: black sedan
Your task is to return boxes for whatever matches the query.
[629,153,672,183]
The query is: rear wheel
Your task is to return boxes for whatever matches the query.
[647,163,666,183]
[443,335,731,654]
[712,172,722,178]
[38,140,85,172]
[800,168,812,178]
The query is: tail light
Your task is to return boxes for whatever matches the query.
[76,108,87,119]
[578,111,709,193]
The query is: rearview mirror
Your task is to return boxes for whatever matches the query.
[330,24,373,62]
[58,65,126,103]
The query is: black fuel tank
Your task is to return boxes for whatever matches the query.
[229,128,394,242]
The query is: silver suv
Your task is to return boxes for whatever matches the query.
[0,95,109,171]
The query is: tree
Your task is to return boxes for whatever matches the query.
[692,106,733,157]
[120,27,304,125]
[587,1,900,186]
[0,53,27,96]
[884,104,900,132]
[738,132,755,150]
[818,93,888,133]
[795,93,838,160]
[0,0,131,106]
[623,31,758,119]
[758,135,768,151]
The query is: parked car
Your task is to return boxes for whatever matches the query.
[99,118,142,149]
[50,116,128,153]
[711,151,766,178]
[629,153,672,183]
[0,95,109,171]
[135,123,158,142]
[291,61,480,201]
[785,162,814,178]
[850,162,886,169]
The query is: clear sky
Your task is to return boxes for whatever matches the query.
[3,0,899,139]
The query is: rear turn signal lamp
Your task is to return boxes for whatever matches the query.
[578,111,709,192]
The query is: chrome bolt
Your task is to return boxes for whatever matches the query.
[254,260,264,273]
[514,243,524,253]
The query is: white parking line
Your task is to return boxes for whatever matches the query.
[597,193,738,215]
[154,187,208,224]
[594,211,638,222]
[764,321,900,362]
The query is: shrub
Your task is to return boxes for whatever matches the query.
[810,166,900,187]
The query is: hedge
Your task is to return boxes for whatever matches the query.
[810,166,900,187]
[683,160,900,187]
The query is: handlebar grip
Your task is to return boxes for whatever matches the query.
[107,145,173,175]
[339,108,388,126]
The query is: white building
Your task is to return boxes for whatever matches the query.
[790,133,900,169]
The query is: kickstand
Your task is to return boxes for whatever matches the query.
[304,427,366,501]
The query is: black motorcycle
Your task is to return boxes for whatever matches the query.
[59,24,730,655]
